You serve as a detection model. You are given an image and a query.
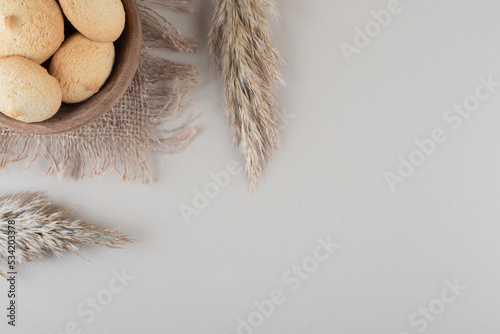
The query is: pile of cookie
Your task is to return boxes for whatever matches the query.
[0,0,125,123]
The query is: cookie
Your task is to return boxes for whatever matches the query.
[0,0,65,64]
[59,0,126,43]
[0,56,62,123]
[49,33,115,104]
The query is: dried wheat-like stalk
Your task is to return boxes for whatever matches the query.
[209,0,284,188]
[0,192,135,278]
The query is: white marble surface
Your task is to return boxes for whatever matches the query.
[2,0,500,333]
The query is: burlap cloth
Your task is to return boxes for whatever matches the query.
[0,1,198,183]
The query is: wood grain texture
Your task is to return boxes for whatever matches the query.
[0,0,142,135]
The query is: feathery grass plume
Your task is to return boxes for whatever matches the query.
[209,0,284,188]
[0,192,135,278]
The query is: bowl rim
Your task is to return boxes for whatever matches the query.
[0,0,143,135]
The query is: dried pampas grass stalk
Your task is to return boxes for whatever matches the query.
[209,0,284,188]
[0,192,135,278]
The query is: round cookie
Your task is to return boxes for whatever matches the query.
[59,0,126,43]
[0,56,62,123]
[49,33,115,104]
[0,0,64,64]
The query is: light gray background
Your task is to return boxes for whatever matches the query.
[3,0,500,333]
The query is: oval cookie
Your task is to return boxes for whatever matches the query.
[59,0,126,43]
[0,56,62,123]
[0,0,64,64]
[49,33,115,104]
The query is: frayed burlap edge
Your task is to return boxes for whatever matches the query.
[0,0,198,183]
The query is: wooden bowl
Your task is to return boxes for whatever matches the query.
[0,0,142,135]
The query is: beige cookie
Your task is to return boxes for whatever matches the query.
[59,0,126,43]
[0,0,64,64]
[49,33,115,104]
[0,56,62,123]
